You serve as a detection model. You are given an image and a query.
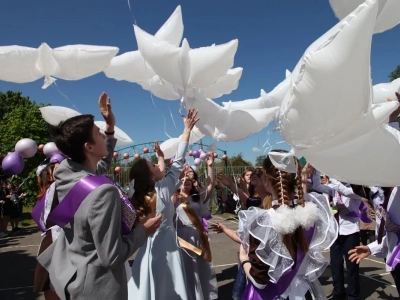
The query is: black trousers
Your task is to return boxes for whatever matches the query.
[360,229,375,246]
[330,232,360,300]
[391,264,400,296]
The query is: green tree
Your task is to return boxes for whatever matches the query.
[389,65,400,81]
[0,91,50,207]
[255,155,266,167]
[215,153,253,168]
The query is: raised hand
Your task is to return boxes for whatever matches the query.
[98,92,115,127]
[207,153,214,167]
[182,108,199,131]
[153,141,164,158]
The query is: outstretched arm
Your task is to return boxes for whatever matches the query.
[159,109,199,202]
[96,92,117,175]
[203,154,215,203]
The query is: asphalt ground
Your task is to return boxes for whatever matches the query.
[0,217,398,299]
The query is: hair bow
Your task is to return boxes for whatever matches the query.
[268,150,297,174]
[128,179,135,198]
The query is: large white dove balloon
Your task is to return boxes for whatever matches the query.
[0,46,41,83]
[134,25,238,91]
[160,126,205,159]
[329,0,400,33]
[103,6,183,83]
[39,106,133,146]
[279,0,400,186]
[0,43,119,87]
[372,78,400,104]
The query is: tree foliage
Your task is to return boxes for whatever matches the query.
[255,155,266,167]
[215,153,253,168]
[0,91,50,207]
[389,65,400,82]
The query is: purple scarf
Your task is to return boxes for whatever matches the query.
[242,227,314,300]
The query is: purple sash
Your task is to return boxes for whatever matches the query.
[387,238,400,269]
[33,175,136,236]
[242,227,314,300]
[202,215,212,233]
[31,194,47,232]
[336,193,371,223]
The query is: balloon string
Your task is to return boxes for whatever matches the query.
[169,105,178,133]
[51,82,80,112]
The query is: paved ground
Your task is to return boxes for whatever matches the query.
[0,216,398,299]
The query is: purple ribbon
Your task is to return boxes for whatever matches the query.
[202,215,212,233]
[242,226,314,300]
[33,175,136,236]
[386,232,400,269]
[31,195,47,232]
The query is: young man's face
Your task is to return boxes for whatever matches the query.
[88,125,108,159]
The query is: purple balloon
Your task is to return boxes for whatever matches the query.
[15,138,37,158]
[2,152,24,175]
[192,150,200,158]
[43,142,61,158]
[50,153,66,164]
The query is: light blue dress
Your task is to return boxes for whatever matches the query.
[128,141,189,300]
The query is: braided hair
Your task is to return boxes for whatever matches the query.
[262,149,308,259]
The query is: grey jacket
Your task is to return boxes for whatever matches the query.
[37,138,147,300]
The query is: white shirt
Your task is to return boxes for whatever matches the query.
[368,187,400,272]
[312,170,362,235]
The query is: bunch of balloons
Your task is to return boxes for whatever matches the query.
[1,138,38,175]
[41,142,66,164]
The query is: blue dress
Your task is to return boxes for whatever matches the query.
[128,141,189,300]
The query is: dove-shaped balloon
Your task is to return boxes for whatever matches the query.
[329,0,400,34]
[279,0,400,186]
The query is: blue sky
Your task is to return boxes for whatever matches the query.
[0,0,399,164]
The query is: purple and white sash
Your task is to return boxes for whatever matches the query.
[32,175,136,236]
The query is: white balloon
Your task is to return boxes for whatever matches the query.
[0,46,41,83]
[279,0,378,151]
[40,106,81,126]
[329,0,400,34]
[222,70,291,110]
[184,95,278,142]
[15,138,37,158]
[154,5,184,47]
[103,6,183,83]
[160,126,205,159]
[94,121,134,146]
[134,25,238,90]
[372,78,400,104]
[40,106,133,146]
[52,45,119,80]
[43,142,61,158]
[194,158,202,166]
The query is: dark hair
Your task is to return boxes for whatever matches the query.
[36,163,56,202]
[262,149,308,260]
[49,115,95,164]
[129,159,156,225]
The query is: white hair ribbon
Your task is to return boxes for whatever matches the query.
[128,179,135,198]
[268,150,297,174]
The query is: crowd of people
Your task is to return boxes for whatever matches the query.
[15,90,400,300]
